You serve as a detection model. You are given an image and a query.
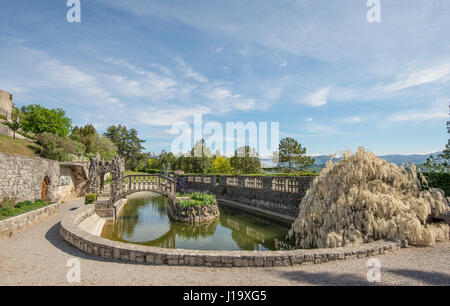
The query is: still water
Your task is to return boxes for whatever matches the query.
[101,193,292,251]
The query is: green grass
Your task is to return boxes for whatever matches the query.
[0,199,52,221]
[177,192,216,208]
[0,134,41,157]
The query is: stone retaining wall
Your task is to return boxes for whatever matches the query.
[59,205,403,267]
[182,175,315,217]
[0,203,60,239]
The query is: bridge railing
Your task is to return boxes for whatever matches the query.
[110,174,176,203]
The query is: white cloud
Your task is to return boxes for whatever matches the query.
[215,47,223,53]
[176,57,209,83]
[385,100,448,124]
[303,87,330,107]
[382,62,450,92]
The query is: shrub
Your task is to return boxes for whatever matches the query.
[37,132,85,162]
[422,172,450,196]
[178,193,216,207]
[85,193,98,205]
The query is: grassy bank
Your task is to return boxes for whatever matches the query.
[0,134,41,157]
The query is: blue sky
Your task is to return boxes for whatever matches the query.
[0,0,448,156]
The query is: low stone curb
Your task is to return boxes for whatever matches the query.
[0,203,60,240]
[59,205,402,268]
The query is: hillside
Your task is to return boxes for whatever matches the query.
[0,134,41,157]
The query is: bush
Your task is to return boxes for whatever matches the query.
[37,132,85,162]
[178,193,216,207]
[422,172,450,196]
[85,193,98,205]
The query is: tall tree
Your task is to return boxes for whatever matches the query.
[104,125,145,169]
[276,137,314,172]
[21,104,72,137]
[230,146,261,174]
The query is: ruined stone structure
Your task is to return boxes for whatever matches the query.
[0,89,13,121]
[183,175,315,218]
[85,153,125,194]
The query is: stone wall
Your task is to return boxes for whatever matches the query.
[0,152,61,202]
[60,204,403,267]
[0,203,60,240]
[0,152,88,203]
[182,175,315,217]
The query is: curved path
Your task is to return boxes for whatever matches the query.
[0,198,449,286]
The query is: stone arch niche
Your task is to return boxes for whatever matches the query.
[85,153,125,195]
[41,176,50,201]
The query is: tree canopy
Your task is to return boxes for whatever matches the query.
[276,137,314,172]
[20,104,72,137]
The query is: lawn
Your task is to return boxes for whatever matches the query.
[0,134,41,157]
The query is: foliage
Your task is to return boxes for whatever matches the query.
[20,104,72,137]
[85,193,98,205]
[104,124,145,169]
[276,137,315,172]
[425,119,450,173]
[230,146,261,174]
[0,199,51,220]
[37,132,85,162]
[1,108,23,139]
[70,124,117,161]
[177,193,216,208]
[422,172,450,196]
[212,156,232,174]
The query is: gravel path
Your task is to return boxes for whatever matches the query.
[0,198,449,286]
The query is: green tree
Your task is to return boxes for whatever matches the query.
[276,137,314,173]
[230,146,261,174]
[425,120,449,172]
[21,104,72,137]
[37,132,85,162]
[104,125,145,169]
[212,156,232,174]
[1,109,22,139]
[70,124,117,161]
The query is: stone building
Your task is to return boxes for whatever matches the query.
[0,89,13,120]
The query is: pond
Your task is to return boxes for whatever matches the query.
[101,193,293,251]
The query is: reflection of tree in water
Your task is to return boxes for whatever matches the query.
[114,195,168,238]
[102,195,293,251]
[219,206,291,251]
[172,219,218,240]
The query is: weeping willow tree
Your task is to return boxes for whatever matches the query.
[289,148,449,249]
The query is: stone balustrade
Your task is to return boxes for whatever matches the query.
[181,175,315,218]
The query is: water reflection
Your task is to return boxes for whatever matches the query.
[101,193,291,251]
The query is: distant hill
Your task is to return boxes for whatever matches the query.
[261,152,442,169]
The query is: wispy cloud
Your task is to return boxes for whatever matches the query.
[303,87,330,107]
[381,62,450,92]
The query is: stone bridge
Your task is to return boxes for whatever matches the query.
[111,174,176,203]
[95,174,176,218]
